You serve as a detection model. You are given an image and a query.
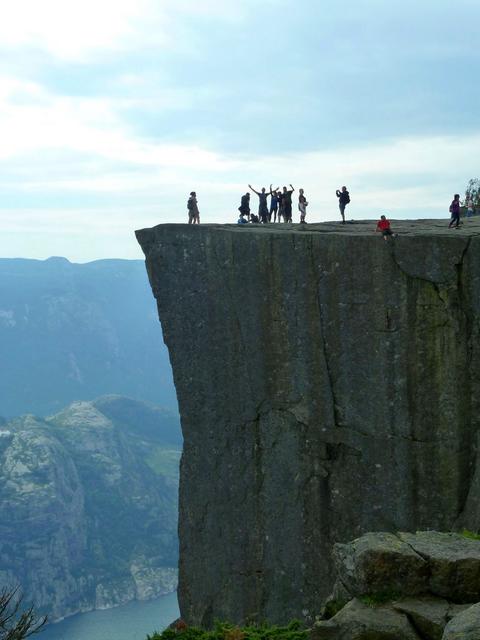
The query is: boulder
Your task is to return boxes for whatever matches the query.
[442,602,480,639]
[399,532,480,603]
[392,597,449,640]
[333,532,428,598]
[312,598,421,640]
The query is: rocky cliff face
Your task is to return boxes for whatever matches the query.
[136,220,480,626]
[0,396,181,621]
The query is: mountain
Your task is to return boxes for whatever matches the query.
[0,257,177,418]
[0,395,181,622]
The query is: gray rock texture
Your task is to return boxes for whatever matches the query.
[312,598,420,640]
[317,531,480,640]
[392,597,449,640]
[334,532,428,598]
[398,532,480,603]
[442,602,480,639]
[136,220,480,626]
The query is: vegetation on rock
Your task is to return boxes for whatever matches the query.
[147,621,308,640]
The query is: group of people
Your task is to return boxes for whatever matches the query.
[188,189,472,235]
[238,184,302,224]
[188,184,351,225]
[236,184,351,225]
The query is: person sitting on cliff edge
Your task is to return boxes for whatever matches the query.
[376,215,395,240]
[237,212,248,224]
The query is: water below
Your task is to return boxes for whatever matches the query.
[38,592,179,640]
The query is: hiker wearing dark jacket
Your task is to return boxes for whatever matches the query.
[282,185,295,222]
[238,192,251,221]
[269,185,280,222]
[448,194,461,229]
[249,184,273,224]
[276,191,284,222]
[336,186,350,223]
[187,191,200,224]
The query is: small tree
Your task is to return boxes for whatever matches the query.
[465,178,480,206]
[0,587,46,640]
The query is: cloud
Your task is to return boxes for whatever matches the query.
[0,0,150,59]
[0,0,254,60]
[1,0,479,262]
[0,74,233,176]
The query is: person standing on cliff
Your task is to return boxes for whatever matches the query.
[276,189,284,222]
[239,192,251,221]
[298,189,308,223]
[187,192,200,224]
[249,184,272,224]
[282,185,295,222]
[269,185,280,222]
[336,186,350,223]
[448,194,461,229]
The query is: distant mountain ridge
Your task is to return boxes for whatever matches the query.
[0,257,177,417]
[0,395,181,622]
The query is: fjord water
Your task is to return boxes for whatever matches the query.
[39,592,179,640]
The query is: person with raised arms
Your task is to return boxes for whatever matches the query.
[249,184,273,224]
[282,184,295,223]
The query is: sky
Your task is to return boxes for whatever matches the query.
[0,0,479,261]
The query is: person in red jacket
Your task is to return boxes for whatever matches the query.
[376,215,394,240]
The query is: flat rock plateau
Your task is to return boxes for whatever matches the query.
[136,219,480,626]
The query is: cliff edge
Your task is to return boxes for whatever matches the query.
[136,220,480,626]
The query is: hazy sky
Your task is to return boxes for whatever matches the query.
[1,0,479,261]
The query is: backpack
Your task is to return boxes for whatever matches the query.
[187,198,193,210]
[345,192,351,204]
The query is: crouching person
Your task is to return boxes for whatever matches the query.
[376,215,395,240]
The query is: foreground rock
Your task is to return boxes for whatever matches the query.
[334,531,480,603]
[313,599,420,640]
[314,531,480,640]
[443,602,480,639]
[136,221,480,625]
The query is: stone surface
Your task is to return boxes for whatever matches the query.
[399,532,480,603]
[312,598,420,640]
[333,532,428,598]
[442,602,480,639]
[136,220,480,625]
[393,597,450,640]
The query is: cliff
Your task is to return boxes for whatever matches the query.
[0,396,181,621]
[136,220,480,626]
